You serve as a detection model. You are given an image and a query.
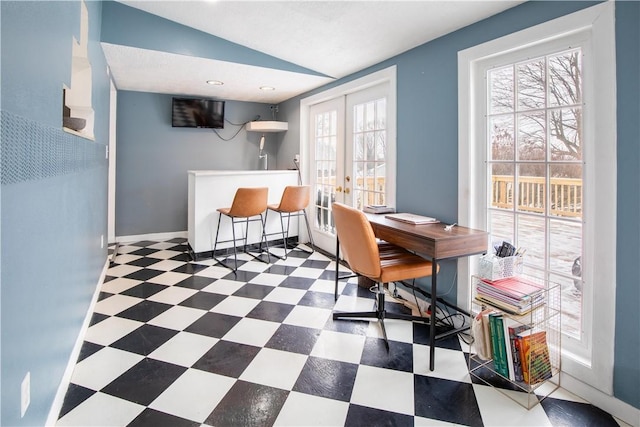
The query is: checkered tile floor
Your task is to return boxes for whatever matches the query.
[56,238,623,426]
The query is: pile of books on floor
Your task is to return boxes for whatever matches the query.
[475,275,545,315]
[474,308,552,384]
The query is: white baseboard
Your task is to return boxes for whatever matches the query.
[115,230,187,244]
[561,373,640,427]
[45,258,110,426]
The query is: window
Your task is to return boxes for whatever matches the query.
[486,48,584,340]
[458,2,616,393]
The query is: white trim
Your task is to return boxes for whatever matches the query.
[116,230,188,244]
[45,258,110,427]
[457,1,616,394]
[107,77,117,243]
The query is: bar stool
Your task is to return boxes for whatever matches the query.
[213,187,270,271]
[266,185,315,259]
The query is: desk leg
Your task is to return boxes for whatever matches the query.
[334,237,340,302]
[429,260,437,371]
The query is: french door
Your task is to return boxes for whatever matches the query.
[309,98,345,252]
[308,81,395,253]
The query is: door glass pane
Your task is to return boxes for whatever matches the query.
[516,214,546,268]
[314,111,337,233]
[517,59,546,110]
[548,50,581,107]
[489,115,514,161]
[490,163,514,210]
[550,164,582,218]
[517,111,546,161]
[352,97,386,210]
[517,163,545,214]
[488,209,514,245]
[550,108,582,161]
[489,66,514,114]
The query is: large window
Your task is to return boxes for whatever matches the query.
[486,49,584,339]
[458,2,616,394]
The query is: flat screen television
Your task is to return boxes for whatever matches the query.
[172,97,225,128]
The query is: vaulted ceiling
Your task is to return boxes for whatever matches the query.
[104,1,523,104]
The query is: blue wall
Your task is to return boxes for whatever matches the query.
[101,1,325,78]
[115,91,279,236]
[1,1,110,425]
[277,0,639,409]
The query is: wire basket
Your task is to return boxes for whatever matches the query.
[478,254,523,280]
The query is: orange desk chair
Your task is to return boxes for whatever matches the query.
[213,187,271,271]
[266,185,315,259]
[331,202,437,348]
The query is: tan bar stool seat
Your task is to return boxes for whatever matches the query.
[266,185,315,259]
[213,187,270,271]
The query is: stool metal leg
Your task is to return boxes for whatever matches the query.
[260,212,271,263]
[231,217,239,271]
[302,209,315,252]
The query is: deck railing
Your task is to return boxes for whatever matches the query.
[491,175,582,217]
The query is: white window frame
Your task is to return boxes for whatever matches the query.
[458,2,616,393]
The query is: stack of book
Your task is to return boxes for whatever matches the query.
[363,205,395,214]
[475,276,545,315]
[474,309,552,384]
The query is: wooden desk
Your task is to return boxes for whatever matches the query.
[367,214,488,371]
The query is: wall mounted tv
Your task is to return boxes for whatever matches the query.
[172,97,225,128]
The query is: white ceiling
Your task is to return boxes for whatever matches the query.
[107,0,522,104]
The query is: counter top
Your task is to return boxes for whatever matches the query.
[188,170,297,177]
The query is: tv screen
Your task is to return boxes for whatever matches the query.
[172,98,225,128]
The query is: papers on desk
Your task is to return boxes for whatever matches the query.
[385,213,440,225]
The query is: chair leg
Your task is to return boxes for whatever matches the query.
[279,212,288,259]
[213,214,222,256]
[302,210,315,253]
[260,212,271,264]
[231,218,239,271]
[333,280,428,349]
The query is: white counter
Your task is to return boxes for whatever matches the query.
[188,170,300,257]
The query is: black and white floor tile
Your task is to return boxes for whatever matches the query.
[56,239,626,426]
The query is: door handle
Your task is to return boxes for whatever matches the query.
[345,176,351,182]
[345,188,351,194]
[336,186,343,193]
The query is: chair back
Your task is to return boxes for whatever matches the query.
[332,202,381,279]
[228,187,268,217]
[278,186,311,212]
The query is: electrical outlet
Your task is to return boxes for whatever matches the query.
[21,372,30,418]
[101,234,104,249]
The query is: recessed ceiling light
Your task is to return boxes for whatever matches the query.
[206,80,223,85]
[260,86,275,91]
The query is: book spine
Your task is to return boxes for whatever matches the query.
[518,335,529,383]
[488,314,501,372]
[520,331,552,384]
[492,315,509,378]
[482,311,493,359]
[509,325,530,382]
[502,319,515,380]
